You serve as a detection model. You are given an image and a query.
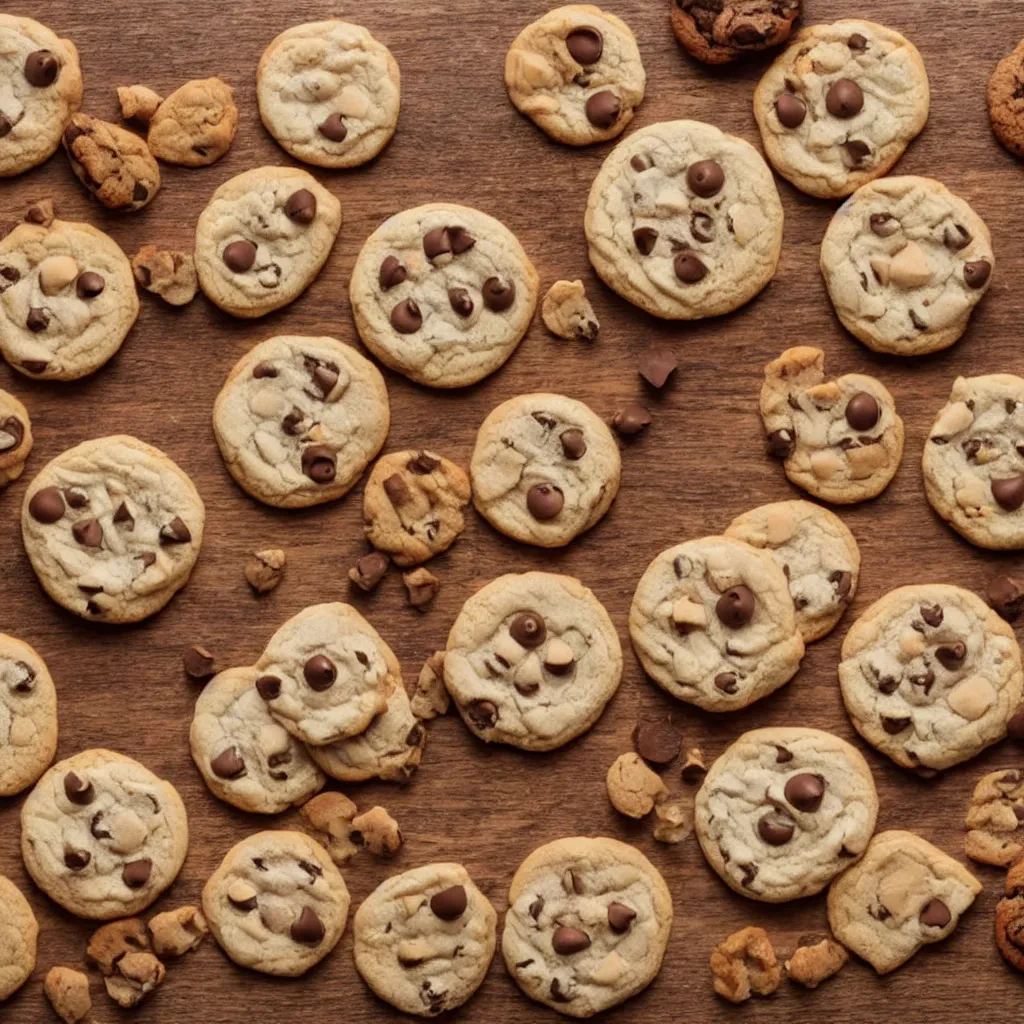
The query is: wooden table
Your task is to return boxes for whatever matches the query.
[3,0,1023,1020]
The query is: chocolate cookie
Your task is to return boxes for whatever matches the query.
[989,39,1024,158]
[671,1,801,65]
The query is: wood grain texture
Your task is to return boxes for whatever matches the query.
[2,0,1023,1020]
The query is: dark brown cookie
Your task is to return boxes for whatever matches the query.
[996,854,1024,971]
[670,0,801,65]
[62,114,160,211]
[988,39,1024,159]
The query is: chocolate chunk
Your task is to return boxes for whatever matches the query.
[632,720,680,765]
[29,486,66,523]
[71,518,102,548]
[784,773,825,812]
[122,859,152,889]
[987,576,1024,622]
[64,772,94,805]
[935,642,966,670]
[408,452,440,474]
[160,516,192,544]
[222,240,256,273]
[379,256,408,290]
[510,612,546,648]
[291,907,325,944]
[526,482,563,520]
[638,348,678,389]
[211,747,245,778]
[64,849,91,870]
[183,645,216,681]
[964,260,992,289]
[552,926,591,955]
[920,898,951,928]
[75,271,105,298]
[430,885,468,921]
[285,189,317,224]
[447,226,476,254]
[25,50,59,87]
[390,298,422,333]
[281,409,304,436]
[21,360,48,374]
[881,715,911,734]
[383,473,411,507]
[716,585,755,628]
[566,26,603,63]
[0,115,10,138]
[465,698,497,729]
[607,902,636,933]
[612,403,651,436]
[550,978,569,1002]
[687,159,724,198]
[714,672,739,694]
[758,810,796,845]
[993,477,1024,511]
[423,227,452,260]
[848,32,868,50]
[919,602,943,627]
[318,113,347,142]
[349,551,389,591]
[26,307,49,332]
[529,896,544,920]
[766,428,795,458]
[633,227,658,255]
[826,78,864,118]
[830,570,853,599]
[311,363,339,397]
[844,139,870,163]
[585,90,620,128]
[944,223,972,250]
[674,251,708,283]
[252,362,278,379]
[560,428,586,459]
[448,287,473,316]
[256,675,282,701]
[776,93,807,128]
[304,655,336,691]
[482,277,516,312]
[845,392,880,430]
[301,446,337,484]
[133,183,148,203]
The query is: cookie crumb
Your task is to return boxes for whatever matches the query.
[104,951,165,1008]
[637,347,678,388]
[710,926,782,1003]
[612,403,652,436]
[681,746,707,783]
[117,84,163,123]
[245,548,286,594]
[148,906,208,957]
[87,918,150,975]
[411,650,450,720]
[351,805,402,857]
[349,550,389,592]
[132,245,198,306]
[183,645,216,681]
[403,567,440,610]
[24,198,55,227]
[541,279,600,341]
[300,791,360,865]
[785,933,848,988]
[44,966,91,1024]
[653,795,694,844]
[606,752,667,819]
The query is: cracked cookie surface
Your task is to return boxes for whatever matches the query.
[63,114,160,211]
[0,875,37,1000]
[0,633,57,798]
[0,388,32,485]
[964,768,1024,867]
[147,77,238,166]
[671,0,801,64]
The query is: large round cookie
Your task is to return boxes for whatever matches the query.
[839,584,1024,771]
[0,876,37,1001]
[670,0,801,64]
[349,203,538,388]
[988,39,1024,159]
[584,120,784,320]
[0,634,57,798]
[695,727,878,903]
[0,388,32,487]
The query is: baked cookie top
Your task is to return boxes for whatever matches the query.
[63,114,160,211]
[148,77,238,166]
[989,39,1024,159]
[0,388,32,486]
[0,875,37,1001]
[0,633,57,798]
[670,0,802,65]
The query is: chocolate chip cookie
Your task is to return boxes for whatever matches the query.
[0,389,32,486]
[964,769,1024,867]
[147,77,238,166]
[671,1,801,65]
[63,114,160,211]
[988,39,1024,158]
[0,875,37,1000]
[0,633,57,798]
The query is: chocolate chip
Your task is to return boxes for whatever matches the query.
[223,240,256,273]
[690,212,715,243]
[607,902,636,933]
[785,773,825,812]
[211,746,245,778]
[612,403,651,436]
[510,612,546,648]
[122,859,152,889]
[674,251,708,283]
[304,655,336,691]
[133,182,148,203]
[944,224,972,250]
[65,491,88,511]
[281,409,304,436]
[390,298,422,333]
[256,675,281,700]
[285,189,317,224]
[160,516,192,544]
[447,226,476,254]
[25,50,59,87]
[0,115,10,138]
[527,482,563,520]
[993,477,1024,511]
[430,885,468,921]
[632,720,679,765]
[75,271,104,298]
[638,348,678,388]
[920,898,951,928]
[826,78,864,117]
[26,307,49,332]
[549,978,569,1002]
[64,772,94,805]
[935,642,966,670]
[379,255,408,290]
[183,645,216,681]
[291,907,325,944]
[409,452,441,475]
[252,362,278,379]
[64,849,91,870]
[71,518,102,548]
[465,699,497,729]
[350,551,389,591]
[318,113,347,142]
[311,364,339,397]
[845,392,880,431]
[552,925,591,955]
[29,486,65,523]
[882,715,911,734]
[868,213,899,237]
[687,160,724,197]
[448,287,473,316]
[566,26,603,63]
[714,672,739,694]
[919,602,943,627]
[630,155,649,172]
[482,277,516,312]
[301,445,337,484]
[383,473,411,507]
[844,139,871,163]
[633,227,658,255]
[766,429,795,459]
[716,586,755,628]
[529,896,544,920]
[423,227,452,260]
[585,90,620,128]
[758,810,796,845]
[964,260,992,289]
[987,576,1024,622]
[848,32,868,50]
[559,428,587,460]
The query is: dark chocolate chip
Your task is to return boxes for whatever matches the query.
[826,78,864,117]
[638,347,678,388]
[714,672,739,695]
[552,926,591,955]
[183,645,216,681]
[612,403,651,436]
[848,32,868,50]
[632,720,679,764]
[408,452,440,474]
[223,240,256,273]
[716,585,755,628]
[379,255,408,290]
[26,307,49,332]
[510,612,546,648]
[993,477,1024,511]
[390,298,422,333]
[920,898,951,928]
[844,139,871,163]
[585,90,620,128]
[71,518,102,548]
[465,699,497,729]
[633,227,658,255]
[291,907,325,944]
[318,113,347,142]
[75,271,104,298]
[25,50,59,87]
[560,428,586,459]
[687,160,724,198]
[869,213,899,237]
[252,361,278,379]
[256,675,281,700]
[304,655,336,691]
[64,849,91,870]
[211,746,245,778]
[785,773,825,812]
[122,859,152,889]
[285,189,317,223]
[383,472,412,507]
[526,482,563,520]
[935,642,966,670]
[29,486,65,523]
[882,715,912,734]
[766,429,795,458]
[160,517,192,544]
[964,260,992,289]
[64,771,94,805]
[674,251,708,283]
[430,885,468,920]
[350,551,389,591]
[566,27,603,64]
[482,277,516,312]
[758,810,796,845]
[987,576,1024,622]
[607,902,636,933]
[301,445,337,484]
[845,392,880,430]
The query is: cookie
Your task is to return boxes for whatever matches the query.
[922,375,1024,550]
[0,15,82,177]
[21,436,205,624]
[63,114,160,211]
[826,830,980,974]
[725,500,860,643]
[629,535,805,711]
[147,78,237,166]
[760,346,904,504]
[820,177,994,355]
[354,862,496,1016]
[0,389,32,485]
[505,5,645,146]
[0,876,37,1001]
[444,572,622,752]
[694,727,878,903]
[190,666,325,815]
[213,334,389,509]
[194,166,341,319]
[753,20,929,199]
[964,769,1024,867]
[503,836,673,1016]
[671,0,801,64]
[996,855,1024,972]
[988,39,1024,158]
[470,393,620,547]
[117,84,162,123]
[257,20,400,169]
[0,216,138,381]
[838,584,1024,772]
[585,120,784,320]
[349,203,538,388]
[710,926,781,1003]
[21,749,189,920]
[0,633,57,798]
[132,245,197,306]
[542,279,599,341]
[202,830,349,977]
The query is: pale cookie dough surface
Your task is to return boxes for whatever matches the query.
[350,203,538,388]
[0,218,138,381]
[0,388,32,485]
[202,830,349,977]
[213,334,389,509]
[725,500,860,643]
[629,535,804,711]
[821,177,994,355]
[760,345,904,503]
[838,584,1024,771]
[21,436,204,624]
[505,5,645,146]
[0,633,57,798]
[148,77,238,166]
[21,749,189,920]
[445,572,622,752]
[354,862,496,1016]
[694,727,878,903]
[503,836,672,1017]
[964,768,1024,867]
[471,393,620,547]
[585,120,784,320]
[753,20,929,199]
[0,876,37,1000]
[827,829,981,974]
[257,20,400,169]
[195,166,341,319]
[542,279,600,341]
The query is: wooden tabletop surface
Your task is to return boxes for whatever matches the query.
[3,0,1024,1021]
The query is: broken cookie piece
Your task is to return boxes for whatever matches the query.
[653,795,694,844]
[86,918,150,975]
[541,279,600,341]
[148,906,208,957]
[104,951,165,1008]
[680,746,707,784]
[349,550,389,592]
[606,752,667,819]
[117,84,163,124]
[785,933,848,988]
[351,805,402,857]
[411,650,450,720]
[300,791,360,865]
[710,926,782,1003]
[147,78,238,166]
[44,967,91,1024]
[403,567,439,610]
[244,548,286,594]
[965,768,1024,866]
[132,245,199,306]
[63,114,160,212]
[24,198,55,228]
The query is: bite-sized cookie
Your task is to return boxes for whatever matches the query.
[0,876,37,1000]
[62,114,160,211]
[213,334,389,509]
[725,500,860,643]
[821,177,994,355]
[257,20,400,169]
[671,0,801,64]
[585,120,784,320]
[629,535,805,711]
[0,15,82,177]
[202,830,349,977]
[695,727,878,903]
[996,854,1024,972]
[964,769,1024,867]
[760,346,904,504]
[0,216,138,381]
[354,863,496,1016]
[470,393,620,547]
[827,830,980,974]
[445,572,622,752]
[838,584,1024,772]
[21,436,205,624]
[350,203,538,388]
[542,279,600,341]
[503,836,672,1016]
[194,166,341,319]
[0,633,57,798]
[0,389,32,485]
[710,926,781,1003]
[505,5,645,146]
[131,245,198,306]
[21,749,189,920]
[753,20,929,199]
[117,84,162,123]
[989,40,1024,159]
[147,78,237,166]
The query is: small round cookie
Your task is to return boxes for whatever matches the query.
[444,572,622,752]
[584,120,784,320]
[147,78,238,166]
[503,836,672,1017]
[629,535,805,712]
[203,830,349,977]
[349,203,538,388]
[821,177,994,355]
[21,749,189,920]
[213,334,390,509]
[989,39,1024,159]
[63,114,160,211]
[694,727,878,903]
[923,375,1024,550]
[0,633,57,798]
[725,500,860,643]
[753,20,929,199]
[671,0,801,64]
[354,863,496,1016]
[0,389,32,486]
[0,217,138,381]
[470,393,620,547]
[0,876,37,1001]
[964,768,1024,867]
[0,15,83,177]
[760,346,904,504]
[838,584,1024,772]
[21,436,205,624]
[505,5,645,146]
[194,166,341,319]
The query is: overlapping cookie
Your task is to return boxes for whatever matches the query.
[0,389,32,486]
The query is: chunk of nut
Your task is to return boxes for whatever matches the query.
[764,507,796,545]
[245,548,286,594]
[541,279,600,342]
[930,401,973,439]
[86,918,150,975]
[148,906,208,957]
[888,241,932,288]
[785,934,848,988]
[606,752,668,819]
[351,806,402,857]
[710,926,782,1003]
[104,952,165,1009]
[810,450,844,480]
[301,791,360,865]
[411,650,450,720]
[227,879,258,907]
[39,255,79,296]
[805,381,841,407]
[948,675,996,721]
[44,967,91,1024]
[672,596,707,628]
